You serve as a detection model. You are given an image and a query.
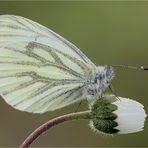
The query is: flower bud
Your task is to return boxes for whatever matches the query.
[89,95,147,135]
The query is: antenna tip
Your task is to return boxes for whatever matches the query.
[140,66,144,70]
[141,66,148,70]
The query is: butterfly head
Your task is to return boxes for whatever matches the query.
[87,66,114,99]
[104,66,115,84]
[96,65,114,90]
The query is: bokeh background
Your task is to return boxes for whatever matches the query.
[0,1,148,147]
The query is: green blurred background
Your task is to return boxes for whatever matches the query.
[0,1,148,147]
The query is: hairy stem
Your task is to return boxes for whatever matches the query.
[19,110,91,148]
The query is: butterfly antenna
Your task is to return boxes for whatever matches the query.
[112,65,148,71]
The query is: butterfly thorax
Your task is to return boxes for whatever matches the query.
[86,66,114,100]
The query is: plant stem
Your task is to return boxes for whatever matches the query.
[19,110,91,148]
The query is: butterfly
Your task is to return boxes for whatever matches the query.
[0,15,139,114]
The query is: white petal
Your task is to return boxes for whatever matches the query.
[113,97,147,134]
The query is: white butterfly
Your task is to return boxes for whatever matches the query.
[0,15,114,113]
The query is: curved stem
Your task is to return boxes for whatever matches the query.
[19,110,91,148]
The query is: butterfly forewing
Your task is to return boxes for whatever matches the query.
[0,15,96,113]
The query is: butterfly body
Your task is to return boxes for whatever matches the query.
[86,66,114,100]
[0,15,114,113]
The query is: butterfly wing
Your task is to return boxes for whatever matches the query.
[0,15,95,66]
[0,15,96,113]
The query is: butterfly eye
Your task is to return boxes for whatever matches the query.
[106,79,111,85]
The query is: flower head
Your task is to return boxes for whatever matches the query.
[90,95,147,134]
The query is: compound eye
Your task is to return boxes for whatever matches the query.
[88,89,95,95]
[94,77,98,83]
[106,80,111,85]
[98,75,102,80]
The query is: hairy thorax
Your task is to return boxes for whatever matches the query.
[86,66,114,101]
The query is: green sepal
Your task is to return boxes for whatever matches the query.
[90,95,119,134]
[91,95,117,120]
[92,119,119,134]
